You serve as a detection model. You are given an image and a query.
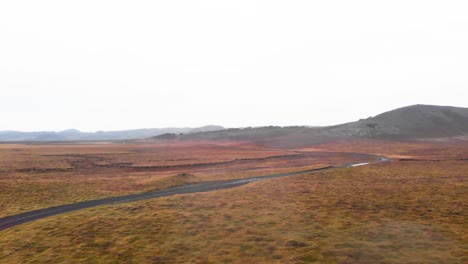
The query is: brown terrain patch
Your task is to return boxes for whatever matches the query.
[0,159,465,263]
[0,140,466,263]
[0,141,371,218]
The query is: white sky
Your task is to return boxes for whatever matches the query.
[1,1,467,132]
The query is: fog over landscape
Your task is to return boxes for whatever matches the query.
[1,3,468,263]
[1,1,467,132]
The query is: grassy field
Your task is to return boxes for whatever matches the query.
[310,139,468,160]
[0,159,466,263]
[0,141,368,217]
[0,140,466,263]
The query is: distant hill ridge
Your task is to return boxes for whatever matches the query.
[3,105,468,143]
[0,125,224,141]
[152,105,468,147]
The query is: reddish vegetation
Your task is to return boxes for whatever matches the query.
[309,139,468,160]
[0,141,375,217]
[0,141,466,263]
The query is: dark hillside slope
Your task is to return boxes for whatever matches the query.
[330,105,468,139]
[151,105,468,146]
[156,126,347,147]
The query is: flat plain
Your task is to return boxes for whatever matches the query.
[0,141,367,218]
[0,140,467,263]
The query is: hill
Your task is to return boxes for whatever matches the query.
[4,105,467,143]
[0,126,225,142]
[330,104,468,139]
[153,105,468,147]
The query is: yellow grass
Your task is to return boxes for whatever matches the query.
[0,142,339,217]
[310,139,468,160]
[1,160,466,263]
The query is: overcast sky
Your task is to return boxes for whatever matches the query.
[1,1,467,132]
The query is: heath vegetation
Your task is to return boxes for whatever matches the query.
[0,140,466,263]
[0,159,466,263]
[0,141,367,217]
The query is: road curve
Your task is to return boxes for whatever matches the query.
[0,156,389,231]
